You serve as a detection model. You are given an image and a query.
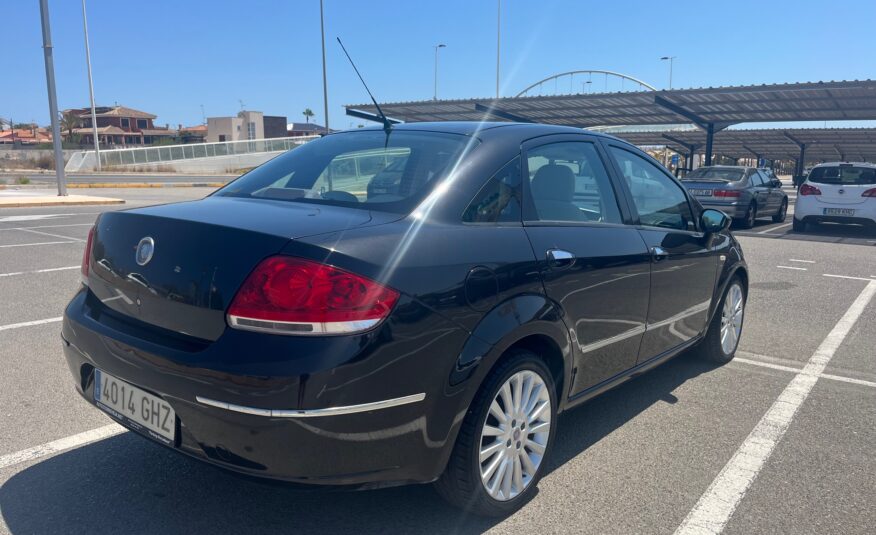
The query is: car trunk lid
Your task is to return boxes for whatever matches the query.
[86,197,398,341]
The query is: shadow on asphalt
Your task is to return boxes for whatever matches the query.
[0,354,717,535]
[738,219,876,245]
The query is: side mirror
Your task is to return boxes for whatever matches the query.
[701,209,730,234]
[771,179,783,188]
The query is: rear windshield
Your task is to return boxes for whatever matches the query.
[808,165,876,185]
[684,168,745,181]
[215,130,476,211]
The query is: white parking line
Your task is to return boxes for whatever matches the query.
[757,223,791,234]
[734,357,876,389]
[675,280,876,535]
[823,274,874,282]
[0,424,125,470]
[0,213,98,223]
[788,259,815,264]
[0,240,78,249]
[0,266,79,278]
[17,227,85,242]
[0,317,63,331]
[0,223,94,231]
[776,265,807,271]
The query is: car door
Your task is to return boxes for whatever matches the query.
[763,171,785,213]
[750,170,772,213]
[520,135,652,396]
[602,142,719,362]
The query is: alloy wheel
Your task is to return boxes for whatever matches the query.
[478,370,552,501]
[720,283,744,354]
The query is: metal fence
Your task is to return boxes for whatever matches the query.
[94,136,320,167]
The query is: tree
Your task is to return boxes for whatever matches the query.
[302,108,315,124]
[60,111,81,142]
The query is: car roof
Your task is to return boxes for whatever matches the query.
[338,121,615,139]
[693,165,753,171]
[811,161,876,168]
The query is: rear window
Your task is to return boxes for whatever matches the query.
[684,168,745,181]
[215,130,476,211]
[808,165,876,185]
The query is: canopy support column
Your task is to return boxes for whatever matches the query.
[704,123,715,166]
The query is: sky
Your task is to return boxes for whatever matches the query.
[4,0,876,130]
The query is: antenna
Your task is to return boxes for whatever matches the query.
[238,99,246,112]
[336,37,393,134]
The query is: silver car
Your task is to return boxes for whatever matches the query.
[681,166,788,228]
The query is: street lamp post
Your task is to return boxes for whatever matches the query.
[319,0,329,134]
[433,44,446,100]
[495,0,501,98]
[81,0,100,170]
[660,56,676,90]
[39,0,67,196]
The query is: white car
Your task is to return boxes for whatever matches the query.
[793,162,876,232]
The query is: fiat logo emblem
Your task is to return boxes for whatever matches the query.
[135,237,155,266]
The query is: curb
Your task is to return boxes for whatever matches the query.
[0,199,125,208]
[67,182,225,188]
[1,182,225,189]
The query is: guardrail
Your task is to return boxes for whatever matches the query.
[65,136,320,172]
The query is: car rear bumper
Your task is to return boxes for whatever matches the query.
[62,288,467,487]
[795,196,876,226]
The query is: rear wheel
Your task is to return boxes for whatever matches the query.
[435,349,557,516]
[792,217,807,232]
[698,278,745,364]
[738,203,756,229]
[772,199,788,223]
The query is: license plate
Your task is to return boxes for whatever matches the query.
[94,369,175,445]
[823,208,855,216]
[689,189,712,196]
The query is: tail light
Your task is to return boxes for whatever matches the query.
[713,190,742,198]
[81,225,95,285]
[227,256,400,335]
[799,184,822,196]
[862,188,876,197]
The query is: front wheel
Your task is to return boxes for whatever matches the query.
[772,199,788,223]
[698,278,745,364]
[435,349,557,516]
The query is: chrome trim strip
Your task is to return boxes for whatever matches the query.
[227,314,380,336]
[195,393,426,418]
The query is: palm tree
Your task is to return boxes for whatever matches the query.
[302,108,315,124]
[60,111,81,142]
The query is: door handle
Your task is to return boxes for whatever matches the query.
[651,246,669,262]
[546,249,575,269]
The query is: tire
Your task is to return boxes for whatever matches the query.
[699,278,746,364]
[792,217,807,232]
[738,203,756,229]
[435,349,558,517]
[772,199,788,223]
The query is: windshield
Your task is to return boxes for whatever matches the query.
[684,168,745,181]
[808,165,876,185]
[215,130,476,211]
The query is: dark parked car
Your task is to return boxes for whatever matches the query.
[64,122,748,516]
[681,165,788,228]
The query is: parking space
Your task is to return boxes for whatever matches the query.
[0,187,874,534]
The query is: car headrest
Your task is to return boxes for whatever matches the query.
[531,164,575,201]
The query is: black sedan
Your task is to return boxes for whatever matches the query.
[63,122,748,516]
[681,165,788,228]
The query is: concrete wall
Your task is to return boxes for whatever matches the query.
[0,148,77,164]
[115,151,283,174]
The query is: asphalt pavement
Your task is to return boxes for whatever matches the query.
[0,186,874,534]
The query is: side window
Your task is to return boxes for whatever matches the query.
[463,157,522,223]
[525,142,622,224]
[608,146,695,231]
[750,171,765,186]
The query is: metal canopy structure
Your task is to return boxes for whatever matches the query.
[346,80,876,170]
[612,128,876,168]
